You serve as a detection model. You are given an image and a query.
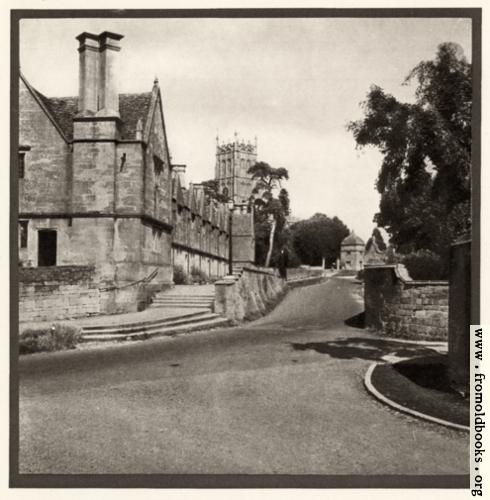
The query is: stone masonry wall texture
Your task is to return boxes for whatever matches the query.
[364,264,448,341]
[214,267,286,322]
[19,266,100,322]
[19,79,71,213]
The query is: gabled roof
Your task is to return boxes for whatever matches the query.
[210,202,217,226]
[188,184,198,214]
[218,205,227,232]
[182,188,190,208]
[197,190,206,218]
[172,175,185,206]
[21,73,153,142]
[203,201,211,222]
[119,92,152,140]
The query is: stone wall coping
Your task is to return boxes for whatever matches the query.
[215,276,238,286]
[364,263,448,286]
[214,265,277,285]
[242,265,277,277]
[404,280,449,287]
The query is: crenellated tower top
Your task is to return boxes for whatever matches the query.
[214,133,258,203]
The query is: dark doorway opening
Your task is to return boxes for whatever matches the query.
[38,230,57,266]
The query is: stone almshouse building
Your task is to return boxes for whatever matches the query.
[18,31,254,319]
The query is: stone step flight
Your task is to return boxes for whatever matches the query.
[81,310,230,342]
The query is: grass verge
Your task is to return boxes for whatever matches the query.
[19,323,82,355]
[370,354,469,427]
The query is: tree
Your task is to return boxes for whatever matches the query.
[365,227,387,252]
[248,161,290,267]
[291,213,349,267]
[201,179,230,203]
[348,43,471,272]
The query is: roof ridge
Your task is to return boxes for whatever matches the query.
[20,73,71,143]
[21,74,154,142]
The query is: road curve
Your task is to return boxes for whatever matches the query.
[19,277,468,475]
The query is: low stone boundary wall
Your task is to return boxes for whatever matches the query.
[19,266,100,322]
[364,264,448,340]
[214,266,287,322]
[287,275,326,288]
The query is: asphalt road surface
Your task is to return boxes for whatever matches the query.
[19,277,468,475]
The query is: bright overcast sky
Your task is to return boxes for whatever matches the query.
[19,17,471,241]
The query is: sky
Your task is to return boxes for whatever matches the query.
[19,17,472,242]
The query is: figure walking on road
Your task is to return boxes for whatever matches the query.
[278,247,289,281]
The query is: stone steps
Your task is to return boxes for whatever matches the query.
[82,310,208,334]
[151,299,214,309]
[150,286,216,310]
[81,311,230,342]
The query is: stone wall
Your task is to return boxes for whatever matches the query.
[19,266,100,322]
[19,78,72,214]
[231,205,255,267]
[364,264,448,340]
[214,266,287,322]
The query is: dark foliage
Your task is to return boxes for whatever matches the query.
[365,227,387,252]
[401,249,447,280]
[348,43,472,268]
[291,213,349,267]
[201,179,230,203]
[173,264,188,284]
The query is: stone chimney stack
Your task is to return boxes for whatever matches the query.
[76,32,100,115]
[76,31,123,117]
[97,31,124,117]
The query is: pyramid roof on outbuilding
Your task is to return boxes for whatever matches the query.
[341,231,365,246]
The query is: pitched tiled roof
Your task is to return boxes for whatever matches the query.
[29,84,152,141]
[119,92,152,140]
[342,232,365,246]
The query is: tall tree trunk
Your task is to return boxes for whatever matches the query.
[265,218,276,268]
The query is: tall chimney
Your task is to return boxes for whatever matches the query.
[76,32,99,115]
[97,31,124,117]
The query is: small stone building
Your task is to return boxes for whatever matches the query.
[18,30,254,320]
[340,231,365,271]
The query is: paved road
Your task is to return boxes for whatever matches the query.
[19,277,468,475]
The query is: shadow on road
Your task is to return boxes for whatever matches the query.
[344,311,365,329]
[290,337,437,362]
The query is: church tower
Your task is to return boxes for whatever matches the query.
[214,132,257,203]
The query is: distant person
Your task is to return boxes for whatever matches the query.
[278,248,289,280]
